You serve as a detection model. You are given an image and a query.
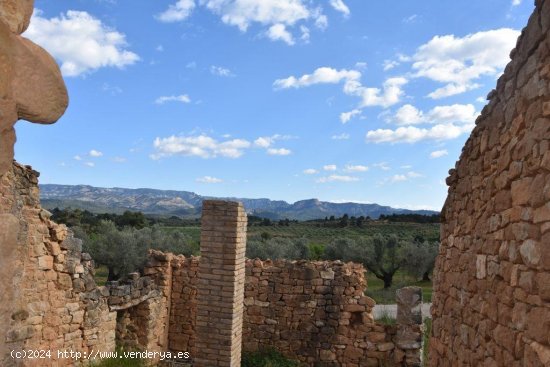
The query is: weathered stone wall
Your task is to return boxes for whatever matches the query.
[165,256,423,366]
[1,163,171,366]
[242,259,422,367]
[430,0,550,365]
[1,163,116,367]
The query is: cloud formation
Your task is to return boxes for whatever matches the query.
[151,134,251,159]
[196,176,223,183]
[25,10,139,76]
[317,175,359,183]
[155,95,191,104]
[411,28,520,99]
[156,0,196,22]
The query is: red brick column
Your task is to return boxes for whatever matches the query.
[194,200,247,367]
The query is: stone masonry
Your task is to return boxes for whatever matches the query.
[163,255,424,367]
[430,0,550,365]
[2,163,423,366]
[194,201,248,367]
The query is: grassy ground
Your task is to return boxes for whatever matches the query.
[366,272,433,304]
[423,317,432,365]
[242,349,299,367]
[95,266,109,286]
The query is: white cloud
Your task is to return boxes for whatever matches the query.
[366,123,474,144]
[25,10,139,76]
[329,0,350,16]
[391,174,407,183]
[344,164,368,172]
[273,67,361,89]
[317,175,359,183]
[74,155,82,161]
[200,0,311,31]
[267,23,295,45]
[89,149,103,157]
[390,103,478,126]
[267,148,292,156]
[112,156,127,163]
[157,0,195,22]
[373,162,391,171]
[210,65,234,77]
[300,25,310,42]
[155,95,191,104]
[315,14,328,30]
[512,0,522,5]
[323,164,337,171]
[331,133,350,140]
[389,171,422,183]
[383,60,399,71]
[151,134,251,159]
[356,77,408,108]
[85,162,95,167]
[254,137,273,148]
[196,176,223,183]
[355,62,367,70]
[275,67,407,116]
[403,14,418,23]
[253,134,293,150]
[392,104,425,125]
[303,168,318,174]
[340,109,362,124]
[412,28,520,98]
[430,149,449,158]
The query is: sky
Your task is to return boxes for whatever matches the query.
[15,0,534,210]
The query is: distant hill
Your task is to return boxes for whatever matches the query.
[39,184,439,221]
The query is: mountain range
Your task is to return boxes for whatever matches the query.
[39,184,439,221]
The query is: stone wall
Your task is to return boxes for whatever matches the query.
[430,0,550,365]
[165,256,424,366]
[1,163,116,367]
[1,163,171,366]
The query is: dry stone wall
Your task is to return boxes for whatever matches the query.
[1,163,171,366]
[164,255,424,366]
[430,0,550,365]
[0,163,116,367]
[2,162,423,366]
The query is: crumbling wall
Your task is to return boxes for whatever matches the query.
[1,163,170,366]
[1,163,116,367]
[430,0,550,365]
[165,255,424,367]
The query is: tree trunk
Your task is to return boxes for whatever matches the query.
[422,271,431,282]
[107,266,118,281]
[383,274,393,289]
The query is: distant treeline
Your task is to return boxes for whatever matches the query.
[379,213,440,223]
[50,207,198,230]
[51,208,440,231]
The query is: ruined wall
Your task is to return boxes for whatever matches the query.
[1,163,116,367]
[1,163,171,366]
[165,256,423,367]
[430,0,550,365]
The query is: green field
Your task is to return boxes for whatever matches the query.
[366,271,433,304]
[164,220,439,247]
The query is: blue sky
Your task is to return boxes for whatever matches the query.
[16,0,533,210]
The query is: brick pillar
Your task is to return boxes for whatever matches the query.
[195,200,247,367]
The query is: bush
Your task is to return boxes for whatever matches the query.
[241,349,299,367]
